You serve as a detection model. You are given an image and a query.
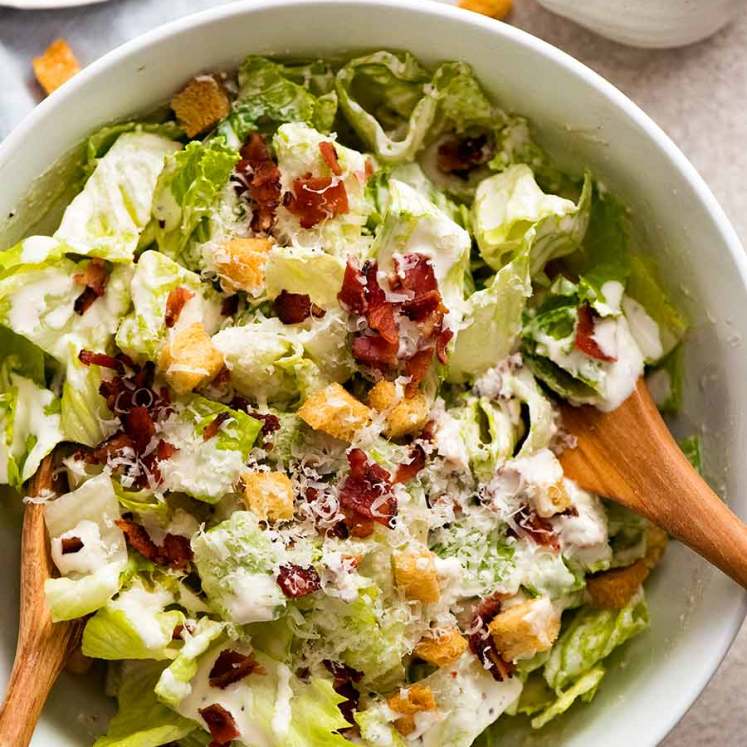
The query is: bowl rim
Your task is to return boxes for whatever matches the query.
[1,0,745,742]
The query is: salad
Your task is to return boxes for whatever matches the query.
[0,51,694,746]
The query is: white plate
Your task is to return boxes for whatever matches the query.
[0,0,108,9]
[0,1,745,745]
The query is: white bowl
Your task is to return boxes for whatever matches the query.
[0,1,745,744]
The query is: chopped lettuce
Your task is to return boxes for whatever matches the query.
[530,666,605,729]
[680,434,703,474]
[115,250,222,362]
[54,132,180,262]
[152,138,239,270]
[218,55,338,144]
[44,473,128,621]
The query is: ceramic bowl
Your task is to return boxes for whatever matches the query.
[0,1,745,744]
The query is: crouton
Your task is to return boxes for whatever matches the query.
[33,39,80,95]
[242,471,294,522]
[488,598,561,661]
[368,380,430,439]
[458,0,512,20]
[414,627,468,667]
[215,238,273,295]
[587,560,650,610]
[297,383,372,442]
[534,481,573,518]
[643,525,668,570]
[393,549,440,604]
[158,322,224,395]
[387,683,437,736]
[170,75,230,138]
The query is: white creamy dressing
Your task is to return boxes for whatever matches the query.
[271,663,293,738]
[110,584,175,649]
[20,235,60,264]
[430,399,470,470]
[50,519,108,576]
[623,296,663,362]
[223,570,283,624]
[8,269,75,339]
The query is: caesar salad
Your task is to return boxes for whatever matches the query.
[0,51,691,746]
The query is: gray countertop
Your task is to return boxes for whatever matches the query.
[0,0,745,744]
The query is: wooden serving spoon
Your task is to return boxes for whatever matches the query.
[559,378,747,588]
[0,454,84,747]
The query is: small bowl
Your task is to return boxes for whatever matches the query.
[0,1,745,744]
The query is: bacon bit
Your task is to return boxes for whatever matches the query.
[164,286,195,328]
[365,158,375,178]
[393,253,438,296]
[436,329,453,365]
[337,259,368,314]
[339,449,397,533]
[324,660,363,727]
[172,624,185,640]
[510,505,560,551]
[199,703,240,747]
[202,412,231,441]
[78,349,124,372]
[404,348,434,396]
[61,536,84,554]
[367,302,398,345]
[350,334,398,370]
[276,563,322,598]
[468,592,516,682]
[436,134,493,178]
[575,304,616,362]
[394,444,426,484]
[220,294,240,317]
[209,649,265,689]
[73,258,109,315]
[123,406,156,453]
[274,290,312,324]
[229,400,280,442]
[284,173,349,229]
[116,517,194,570]
[234,133,282,233]
[319,141,343,177]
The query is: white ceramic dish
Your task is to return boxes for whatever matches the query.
[0,0,108,9]
[0,1,745,744]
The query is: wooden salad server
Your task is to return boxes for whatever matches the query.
[559,379,747,588]
[0,454,84,746]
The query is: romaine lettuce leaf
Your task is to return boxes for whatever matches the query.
[530,666,605,729]
[54,132,180,262]
[44,473,128,621]
[152,138,239,270]
[115,250,222,363]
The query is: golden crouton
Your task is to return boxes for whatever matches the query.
[158,322,224,395]
[387,683,437,736]
[393,549,440,604]
[242,471,294,522]
[643,525,668,570]
[170,75,230,138]
[488,598,561,661]
[33,39,80,95]
[368,380,430,439]
[414,627,468,667]
[297,383,372,442]
[458,0,512,20]
[586,560,650,610]
[215,238,272,295]
[534,481,573,518]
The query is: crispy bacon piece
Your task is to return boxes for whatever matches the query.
[73,258,109,315]
[209,649,264,689]
[351,334,399,370]
[123,406,155,453]
[436,134,493,177]
[199,703,240,747]
[339,449,397,533]
[319,141,343,176]
[78,349,124,372]
[61,536,84,554]
[436,328,453,365]
[394,444,426,484]
[393,253,438,296]
[235,133,282,233]
[324,660,363,727]
[276,563,322,598]
[510,505,560,551]
[337,260,368,314]
[575,304,616,362]
[116,517,193,570]
[274,290,312,324]
[404,348,434,396]
[164,286,195,328]
[284,173,349,229]
[203,412,231,441]
[468,592,516,682]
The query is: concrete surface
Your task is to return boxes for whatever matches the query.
[0,0,745,743]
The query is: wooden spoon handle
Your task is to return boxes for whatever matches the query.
[0,459,82,747]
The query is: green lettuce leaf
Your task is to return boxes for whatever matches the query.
[94,661,198,747]
[530,666,605,729]
[680,434,702,474]
[152,138,239,270]
[44,473,128,621]
[54,132,180,262]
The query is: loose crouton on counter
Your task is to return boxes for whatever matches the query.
[393,548,440,604]
[414,627,468,667]
[170,75,230,138]
[33,39,80,94]
[242,471,294,522]
[488,597,561,661]
[158,322,224,395]
[297,383,372,442]
[368,380,430,439]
